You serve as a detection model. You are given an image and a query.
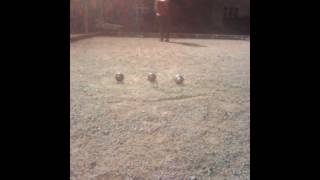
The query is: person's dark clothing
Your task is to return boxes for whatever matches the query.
[157,0,169,16]
[158,15,170,41]
[155,0,170,41]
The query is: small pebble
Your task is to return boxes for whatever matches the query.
[89,162,96,169]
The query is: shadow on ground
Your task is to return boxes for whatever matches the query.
[167,41,207,47]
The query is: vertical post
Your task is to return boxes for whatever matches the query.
[70,1,73,33]
[138,2,141,34]
[101,0,105,23]
[135,1,139,33]
[83,0,89,33]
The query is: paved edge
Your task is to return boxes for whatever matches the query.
[70,32,103,42]
[70,32,250,42]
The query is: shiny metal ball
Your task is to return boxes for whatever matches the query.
[115,72,124,82]
[147,72,157,82]
[175,74,184,84]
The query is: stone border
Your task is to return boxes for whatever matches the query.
[70,32,250,42]
[103,32,250,40]
[70,32,103,42]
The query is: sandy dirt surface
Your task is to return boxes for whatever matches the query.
[70,37,250,180]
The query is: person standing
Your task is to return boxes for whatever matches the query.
[155,0,170,42]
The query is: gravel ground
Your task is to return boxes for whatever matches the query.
[70,37,250,180]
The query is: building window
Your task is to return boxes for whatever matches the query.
[224,7,228,18]
[224,7,239,19]
[228,8,233,18]
[233,8,239,18]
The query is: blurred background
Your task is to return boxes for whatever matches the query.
[70,0,250,35]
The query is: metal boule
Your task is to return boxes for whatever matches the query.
[175,74,184,84]
[115,72,124,82]
[147,72,157,82]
